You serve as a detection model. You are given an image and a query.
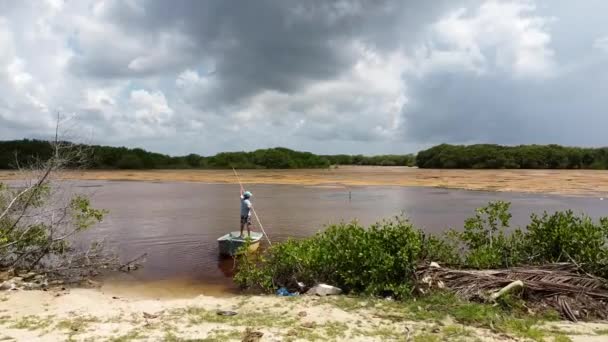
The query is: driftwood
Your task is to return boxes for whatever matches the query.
[490,280,524,301]
[417,262,608,321]
[119,253,148,272]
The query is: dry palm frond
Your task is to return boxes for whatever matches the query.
[416,262,608,321]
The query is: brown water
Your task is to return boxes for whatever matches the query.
[73,181,607,297]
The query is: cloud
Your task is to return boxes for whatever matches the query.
[0,0,607,155]
[400,0,608,147]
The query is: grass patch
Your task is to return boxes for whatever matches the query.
[322,321,349,338]
[369,292,567,341]
[170,306,296,328]
[595,329,608,335]
[0,315,11,325]
[56,315,100,332]
[207,329,242,341]
[284,326,326,341]
[442,325,475,340]
[283,321,349,341]
[317,296,372,312]
[413,333,442,342]
[553,335,573,342]
[499,318,546,341]
[10,315,53,330]
[163,329,241,342]
[351,325,405,340]
[108,329,143,342]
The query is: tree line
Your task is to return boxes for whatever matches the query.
[4,139,608,170]
[0,140,415,169]
[416,144,608,169]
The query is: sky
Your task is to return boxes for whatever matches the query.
[0,0,607,156]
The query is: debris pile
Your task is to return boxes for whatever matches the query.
[417,262,608,321]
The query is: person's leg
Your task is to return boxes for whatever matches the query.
[240,217,244,237]
[247,215,252,236]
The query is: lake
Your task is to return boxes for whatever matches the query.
[70,180,607,297]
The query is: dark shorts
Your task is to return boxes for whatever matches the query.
[241,215,252,225]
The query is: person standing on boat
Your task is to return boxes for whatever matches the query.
[240,189,253,237]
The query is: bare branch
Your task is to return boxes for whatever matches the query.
[0,112,123,281]
[0,184,35,221]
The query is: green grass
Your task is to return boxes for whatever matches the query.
[361,292,572,342]
[499,318,546,341]
[350,325,405,340]
[595,329,608,335]
[56,315,100,332]
[553,335,573,342]
[322,321,349,338]
[170,306,296,328]
[317,296,373,312]
[163,329,242,342]
[9,315,53,330]
[413,333,442,342]
[442,325,474,339]
[108,329,143,342]
[283,326,326,341]
[207,329,243,341]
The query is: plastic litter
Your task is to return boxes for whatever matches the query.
[276,287,298,296]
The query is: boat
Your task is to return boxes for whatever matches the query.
[217,231,263,256]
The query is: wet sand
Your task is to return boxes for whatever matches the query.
[2,166,608,196]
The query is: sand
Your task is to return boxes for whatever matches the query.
[2,166,608,197]
[1,288,607,341]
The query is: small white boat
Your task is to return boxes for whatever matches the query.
[217,231,263,256]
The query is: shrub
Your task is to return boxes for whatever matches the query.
[524,211,608,277]
[235,218,424,298]
[235,201,608,296]
[444,201,527,269]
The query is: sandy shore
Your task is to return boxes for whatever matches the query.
[2,166,608,197]
[1,288,607,341]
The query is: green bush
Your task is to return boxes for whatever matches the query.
[235,201,608,295]
[434,202,608,276]
[444,201,527,269]
[236,218,424,298]
[524,211,608,277]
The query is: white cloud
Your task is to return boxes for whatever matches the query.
[176,69,202,88]
[425,0,555,78]
[129,89,173,125]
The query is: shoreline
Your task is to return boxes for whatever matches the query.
[2,166,608,197]
[2,287,608,341]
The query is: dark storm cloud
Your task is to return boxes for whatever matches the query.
[70,0,458,105]
[4,0,608,155]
